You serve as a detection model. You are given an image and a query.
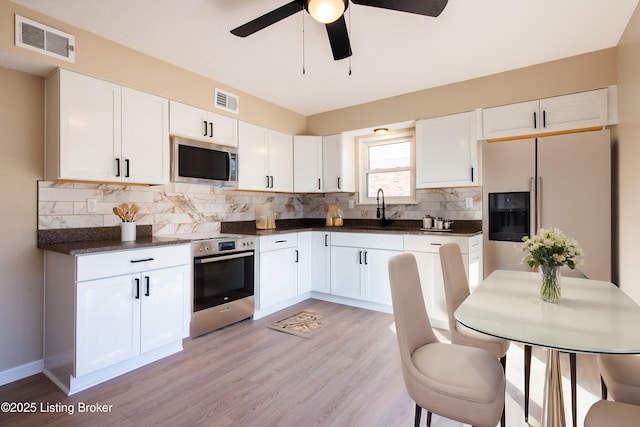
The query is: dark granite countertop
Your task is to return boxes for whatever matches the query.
[222,219,483,237]
[38,225,190,255]
[38,219,482,256]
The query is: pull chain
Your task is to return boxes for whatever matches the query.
[302,11,306,75]
[348,5,352,76]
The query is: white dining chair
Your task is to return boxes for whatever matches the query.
[597,353,640,404]
[388,253,506,427]
[584,400,640,427]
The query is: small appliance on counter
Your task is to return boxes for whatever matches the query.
[326,205,343,226]
[255,205,276,230]
[421,215,453,231]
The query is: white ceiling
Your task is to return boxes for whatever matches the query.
[7,0,640,116]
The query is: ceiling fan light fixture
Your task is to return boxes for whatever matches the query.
[307,0,346,24]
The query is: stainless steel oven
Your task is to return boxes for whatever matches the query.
[190,234,256,337]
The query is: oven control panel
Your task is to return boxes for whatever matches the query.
[192,235,255,255]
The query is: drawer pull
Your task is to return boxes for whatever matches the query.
[275,240,287,243]
[130,257,154,263]
[430,243,442,246]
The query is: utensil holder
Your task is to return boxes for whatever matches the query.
[121,222,136,242]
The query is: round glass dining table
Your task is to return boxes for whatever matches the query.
[455,270,640,427]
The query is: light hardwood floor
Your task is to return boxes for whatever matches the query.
[0,299,603,426]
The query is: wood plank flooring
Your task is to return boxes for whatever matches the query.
[0,299,603,426]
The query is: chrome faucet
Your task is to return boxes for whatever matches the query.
[376,188,392,227]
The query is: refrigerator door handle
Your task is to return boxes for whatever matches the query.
[530,177,537,234]
[536,177,542,232]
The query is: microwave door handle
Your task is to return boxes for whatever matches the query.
[195,251,254,264]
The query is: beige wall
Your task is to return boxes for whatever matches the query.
[616,3,640,302]
[308,49,617,135]
[0,67,44,372]
[0,0,307,135]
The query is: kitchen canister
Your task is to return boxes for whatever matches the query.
[422,215,433,229]
[121,222,136,242]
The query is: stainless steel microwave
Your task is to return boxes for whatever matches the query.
[171,137,238,187]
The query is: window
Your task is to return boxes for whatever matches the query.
[358,130,415,204]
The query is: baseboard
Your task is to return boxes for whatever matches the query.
[0,359,44,386]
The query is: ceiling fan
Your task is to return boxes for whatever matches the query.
[230,0,448,61]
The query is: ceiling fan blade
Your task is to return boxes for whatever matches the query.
[326,15,352,60]
[231,1,304,37]
[351,0,448,17]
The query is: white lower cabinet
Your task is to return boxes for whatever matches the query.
[404,234,483,329]
[44,244,190,395]
[311,232,331,293]
[329,233,403,308]
[257,233,310,317]
[255,230,483,321]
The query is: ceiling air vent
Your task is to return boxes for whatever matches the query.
[15,14,75,63]
[215,88,239,114]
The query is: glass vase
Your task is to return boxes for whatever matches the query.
[540,265,561,303]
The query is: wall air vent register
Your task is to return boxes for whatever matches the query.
[215,88,239,114]
[15,14,75,63]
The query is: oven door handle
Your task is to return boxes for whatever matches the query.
[195,251,254,264]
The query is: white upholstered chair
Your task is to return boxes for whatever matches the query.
[439,243,510,363]
[388,253,505,427]
[584,400,640,427]
[597,353,640,405]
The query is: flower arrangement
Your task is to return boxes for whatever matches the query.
[521,228,583,302]
[521,227,583,268]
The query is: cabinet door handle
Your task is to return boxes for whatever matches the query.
[266,176,270,188]
[324,234,328,247]
[318,178,321,190]
[337,177,341,189]
[124,158,130,178]
[130,257,154,263]
[145,276,150,296]
[359,250,363,265]
[533,111,537,129]
[270,175,274,188]
[134,278,140,299]
[295,249,299,263]
[471,167,474,182]
[209,122,213,138]
[542,110,547,128]
[203,120,208,137]
[115,158,121,177]
[364,251,368,265]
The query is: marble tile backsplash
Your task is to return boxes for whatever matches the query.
[37,181,482,234]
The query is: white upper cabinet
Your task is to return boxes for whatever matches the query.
[322,134,355,192]
[46,69,169,184]
[293,135,323,193]
[416,111,479,188]
[238,121,293,192]
[121,87,169,184]
[169,100,237,147]
[482,88,609,140]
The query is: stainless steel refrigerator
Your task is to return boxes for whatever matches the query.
[482,129,611,281]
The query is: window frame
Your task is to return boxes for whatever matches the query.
[357,129,416,205]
